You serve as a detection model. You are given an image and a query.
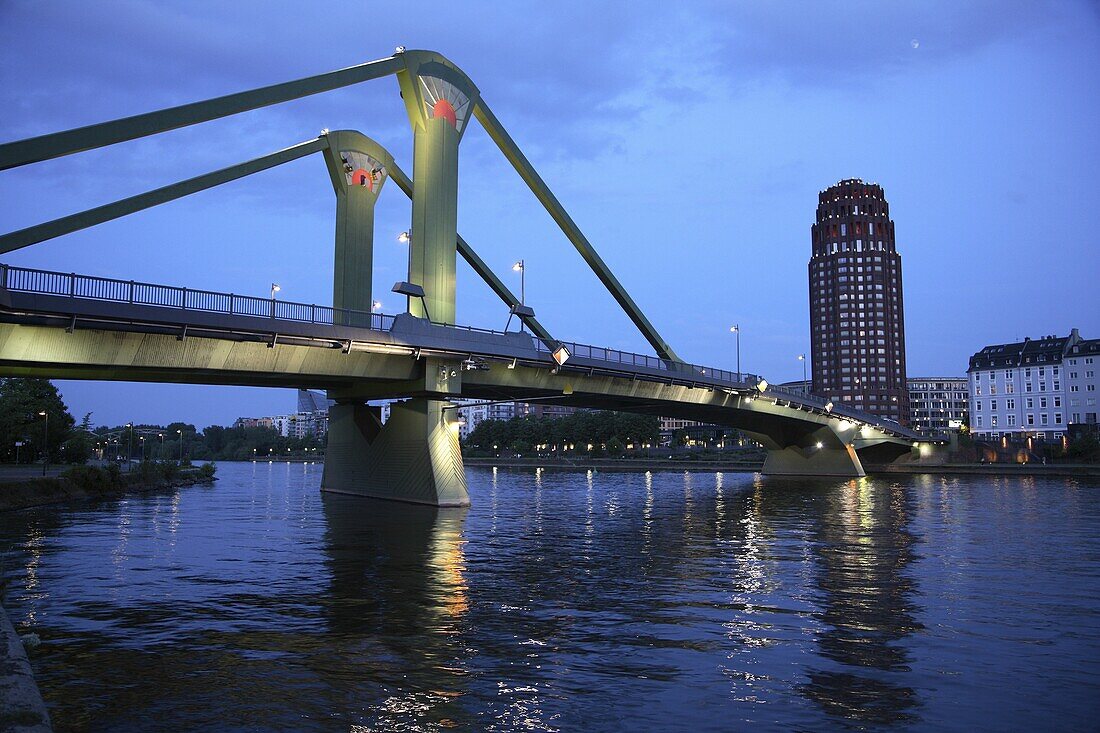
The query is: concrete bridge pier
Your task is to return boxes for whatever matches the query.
[759,426,866,478]
[321,398,469,507]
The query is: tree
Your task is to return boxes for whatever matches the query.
[0,378,76,463]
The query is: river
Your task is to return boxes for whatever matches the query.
[1,463,1098,731]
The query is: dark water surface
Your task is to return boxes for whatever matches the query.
[1,463,1099,732]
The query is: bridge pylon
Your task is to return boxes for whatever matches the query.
[324,53,481,506]
[322,131,394,324]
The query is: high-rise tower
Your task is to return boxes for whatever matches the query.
[809,179,909,424]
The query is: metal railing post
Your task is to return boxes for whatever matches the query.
[128,280,135,303]
[229,294,234,315]
[69,273,76,297]
[181,287,187,309]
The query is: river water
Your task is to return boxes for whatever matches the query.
[1,463,1098,732]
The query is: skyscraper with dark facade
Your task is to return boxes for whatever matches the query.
[809,179,909,424]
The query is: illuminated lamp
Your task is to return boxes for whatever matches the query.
[552,342,571,366]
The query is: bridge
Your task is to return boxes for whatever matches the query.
[0,49,921,506]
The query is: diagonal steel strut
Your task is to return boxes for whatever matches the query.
[0,56,404,171]
[472,100,682,364]
[387,163,557,349]
[0,138,328,255]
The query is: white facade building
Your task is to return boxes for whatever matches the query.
[1064,335,1100,427]
[966,330,1095,444]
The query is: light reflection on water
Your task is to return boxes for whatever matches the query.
[0,463,1099,732]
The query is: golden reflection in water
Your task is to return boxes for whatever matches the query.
[429,521,469,620]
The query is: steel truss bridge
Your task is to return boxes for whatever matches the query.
[0,49,922,506]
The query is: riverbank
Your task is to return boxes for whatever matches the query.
[0,465,216,513]
[867,462,1100,477]
[0,603,51,732]
[468,456,1100,477]
[465,457,765,472]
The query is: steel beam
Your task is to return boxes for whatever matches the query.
[472,99,682,364]
[0,56,404,170]
[0,137,329,255]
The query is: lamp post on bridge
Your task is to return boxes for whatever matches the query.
[798,354,807,394]
[270,283,280,319]
[126,422,133,472]
[513,260,525,332]
[729,325,741,381]
[176,429,184,465]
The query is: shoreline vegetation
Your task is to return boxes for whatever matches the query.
[0,462,216,513]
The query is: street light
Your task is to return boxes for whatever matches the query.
[372,300,382,312]
[139,436,146,462]
[729,325,741,381]
[270,283,281,299]
[397,230,410,244]
[798,354,807,391]
[392,281,430,322]
[176,429,184,465]
[512,260,525,332]
[38,411,48,476]
[126,422,134,472]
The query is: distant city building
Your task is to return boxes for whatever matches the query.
[809,178,909,424]
[967,328,1098,444]
[660,417,702,432]
[233,417,274,430]
[906,377,968,434]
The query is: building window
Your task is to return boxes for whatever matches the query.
[1007,414,1016,426]
[1027,414,1035,426]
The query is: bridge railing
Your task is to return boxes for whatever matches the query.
[0,262,916,437]
[0,264,395,330]
[534,338,760,387]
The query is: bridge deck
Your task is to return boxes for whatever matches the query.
[0,262,919,441]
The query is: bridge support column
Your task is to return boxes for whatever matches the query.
[761,443,865,478]
[321,398,469,507]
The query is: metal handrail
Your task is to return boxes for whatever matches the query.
[0,262,393,331]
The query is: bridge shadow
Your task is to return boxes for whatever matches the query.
[319,493,473,728]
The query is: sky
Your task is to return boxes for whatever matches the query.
[1,0,1098,429]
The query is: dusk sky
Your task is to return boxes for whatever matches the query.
[1,1,1098,429]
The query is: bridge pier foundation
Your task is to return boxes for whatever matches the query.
[761,444,865,478]
[321,398,469,507]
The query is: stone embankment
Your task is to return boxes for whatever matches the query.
[0,604,51,733]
